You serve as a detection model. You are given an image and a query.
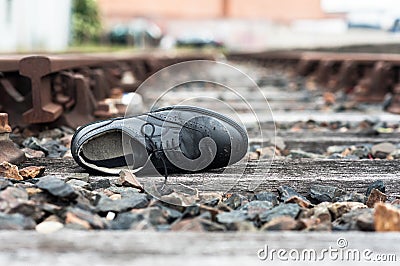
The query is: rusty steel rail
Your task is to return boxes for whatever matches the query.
[228,50,400,112]
[0,52,215,128]
[4,49,400,128]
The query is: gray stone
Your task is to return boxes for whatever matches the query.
[36,176,77,199]
[160,192,198,206]
[171,217,225,232]
[22,148,46,159]
[181,204,200,218]
[116,170,143,191]
[285,196,312,208]
[356,212,375,231]
[66,179,92,190]
[253,191,278,206]
[229,221,258,231]
[199,192,223,207]
[144,182,174,198]
[223,193,248,209]
[38,202,62,214]
[65,207,107,229]
[352,146,370,158]
[25,178,41,185]
[278,185,308,202]
[366,180,385,196]
[239,200,274,220]
[327,145,347,154]
[132,207,169,226]
[22,137,48,154]
[159,206,183,222]
[201,197,220,207]
[110,212,144,230]
[309,184,346,203]
[107,186,141,197]
[259,203,301,223]
[0,212,36,230]
[198,218,226,231]
[41,140,68,158]
[65,173,90,183]
[0,187,29,201]
[261,216,298,231]
[90,178,112,190]
[64,222,90,230]
[198,210,212,220]
[333,208,374,231]
[216,210,248,224]
[0,178,13,190]
[7,201,45,222]
[328,202,367,220]
[336,192,367,203]
[96,194,148,213]
[241,200,274,210]
[371,142,396,158]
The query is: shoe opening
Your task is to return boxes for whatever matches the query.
[80,130,148,170]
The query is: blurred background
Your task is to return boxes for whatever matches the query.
[1,0,400,52]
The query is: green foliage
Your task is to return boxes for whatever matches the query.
[71,0,102,44]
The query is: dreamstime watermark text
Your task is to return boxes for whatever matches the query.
[257,237,397,262]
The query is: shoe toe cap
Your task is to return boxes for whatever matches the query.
[224,122,248,165]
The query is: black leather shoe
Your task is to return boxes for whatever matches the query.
[71,105,248,176]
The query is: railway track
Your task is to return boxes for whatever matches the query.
[0,51,215,128]
[228,50,400,113]
[1,49,400,265]
[1,50,400,129]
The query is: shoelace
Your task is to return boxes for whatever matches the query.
[140,122,169,185]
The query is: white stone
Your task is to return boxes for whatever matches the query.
[106,212,116,221]
[35,221,64,234]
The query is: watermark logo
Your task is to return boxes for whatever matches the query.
[122,60,276,205]
[257,237,397,262]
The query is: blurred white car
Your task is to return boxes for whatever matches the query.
[347,11,383,29]
[347,11,400,31]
